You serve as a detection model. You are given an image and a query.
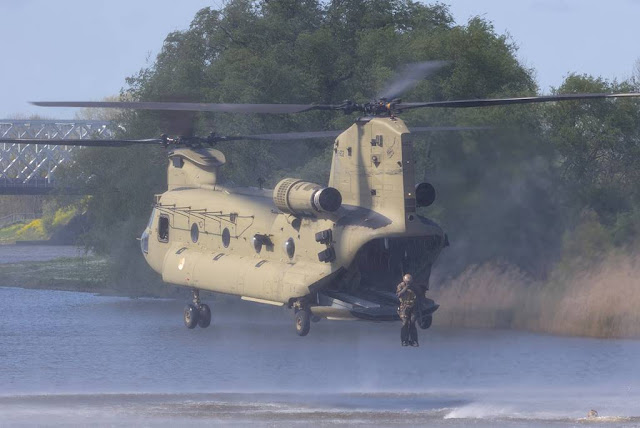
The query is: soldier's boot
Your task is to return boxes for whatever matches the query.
[401,322,410,346]
[409,322,418,347]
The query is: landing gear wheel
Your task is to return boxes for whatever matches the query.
[311,315,321,323]
[419,314,433,330]
[198,304,212,328]
[295,309,311,336]
[184,304,200,329]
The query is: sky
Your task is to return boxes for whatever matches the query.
[1,0,639,119]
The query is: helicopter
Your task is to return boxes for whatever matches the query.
[4,62,640,336]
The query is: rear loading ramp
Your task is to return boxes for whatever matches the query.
[312,289,439,322]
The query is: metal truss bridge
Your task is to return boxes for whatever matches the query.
[0,120,114,195]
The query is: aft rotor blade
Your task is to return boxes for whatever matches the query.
[234,125,490,141]
[239,130,343,140]
[377,60,449,100]
[32,101,335,114]
[396,92,640,110]
[236,126,490,141]
[409,126,491,133]
[0,138,162,147]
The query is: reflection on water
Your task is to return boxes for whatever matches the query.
[0,287,639,426]
[0,245,87,263]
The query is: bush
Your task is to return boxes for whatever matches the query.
[15,219,47,241]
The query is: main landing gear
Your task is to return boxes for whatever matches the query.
[184,289,212,329]
[293,300,311,337]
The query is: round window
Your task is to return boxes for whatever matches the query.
[252,235,263,253]
[284,237,295,259]
[190,223,199,243]
[222,228,231,248]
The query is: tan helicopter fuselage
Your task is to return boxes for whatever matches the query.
[140,116,446,314]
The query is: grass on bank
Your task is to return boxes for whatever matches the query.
[0,256,110,292]
[0,255,184,298]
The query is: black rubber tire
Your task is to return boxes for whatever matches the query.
[295,309,311,336]
[198,304,212,328]
[419,314,433,330]
[184,304,199,329]
[311,315,321,323]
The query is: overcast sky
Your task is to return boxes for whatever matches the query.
[1,0,639,119]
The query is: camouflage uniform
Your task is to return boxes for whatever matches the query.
[396,281,418,346]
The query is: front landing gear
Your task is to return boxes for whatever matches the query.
[198,303,211,328]
[184,304,199,329]
[183,289,212,329]
[295,309,311,336]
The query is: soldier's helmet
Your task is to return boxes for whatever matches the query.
[403,273,413,283]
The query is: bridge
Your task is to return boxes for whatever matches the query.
[0,120,115,195]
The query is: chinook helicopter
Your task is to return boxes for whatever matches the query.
[5,62,640,336]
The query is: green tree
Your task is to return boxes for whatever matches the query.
[545,75,640,226]
[59,1,584,284]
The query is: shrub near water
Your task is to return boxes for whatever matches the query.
[0,223,25,243]
[432,262,542,331]
[15,219,47,241]
[541,252,640,337]
[432,252,640,338]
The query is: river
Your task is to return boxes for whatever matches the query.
[0,246,639,426]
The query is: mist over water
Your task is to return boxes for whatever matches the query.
[1,286,639,426]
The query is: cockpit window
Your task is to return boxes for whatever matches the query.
[147,208,156,229]
[158,215,170,242]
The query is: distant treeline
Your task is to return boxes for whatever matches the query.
[55,1,639,293]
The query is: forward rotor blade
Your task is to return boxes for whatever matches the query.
[377,61,449,100]
[0,138,162,147]
[32,101,333,114]
[0,127,491,147]
[396,92,640,110]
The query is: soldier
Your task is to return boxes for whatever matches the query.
[396,273,419,347]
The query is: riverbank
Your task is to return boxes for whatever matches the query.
[0,256,114,294]
[0,256,187,298]
[0,220,47,244]
[0,245,180,298]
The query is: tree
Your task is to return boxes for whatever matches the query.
[545,75,640,222]
[60,1,577,282]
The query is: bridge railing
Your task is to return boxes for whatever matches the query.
[0,120,114,194]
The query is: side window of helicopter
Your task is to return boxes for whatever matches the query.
[158,215,170,243]
[190,223,199,243]
[284,237,295,259]
[222,227,231,248]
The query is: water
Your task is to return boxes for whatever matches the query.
[0,286,639,427]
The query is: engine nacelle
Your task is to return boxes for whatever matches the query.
[273,178,342,216]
